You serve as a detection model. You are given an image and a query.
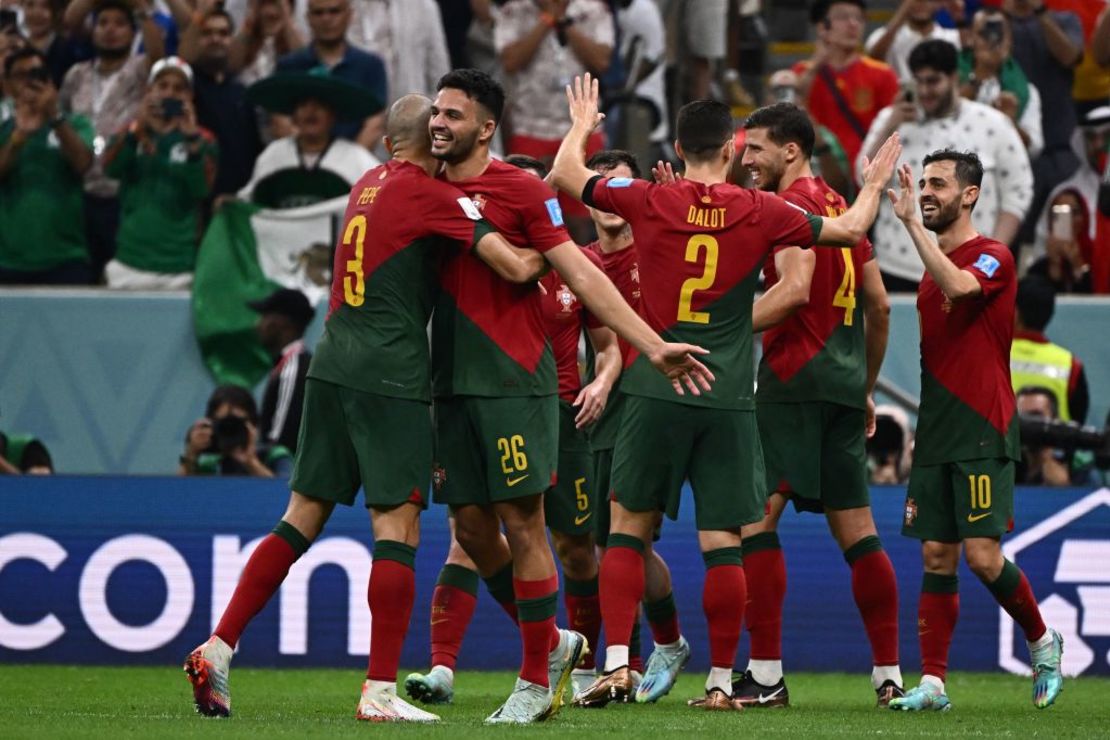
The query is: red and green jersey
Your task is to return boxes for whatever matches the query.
[587,176,821,409]
[758,176,873,408]
[432,159,571,398]
[915,235,1020,464]
[308,159,493,402]
[540,247,604,404]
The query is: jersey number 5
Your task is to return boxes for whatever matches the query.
[832,248,856,326]
[677,234,719,324]
[343,215,367,307]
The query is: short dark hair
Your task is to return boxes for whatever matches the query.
[922,148,984,189]
[743,103,816,158]
[676,100,733,164]
[1016,385,1059,418]
[908,38,958,76]
[1016,275,1056,331]
[94,0,138,30]
[202,8,236,34]
[586,149,642,179]
[436,68,505,124]
[3,46,46,77]
[809,0,866,25]
[504,154,548,178]
[206,385,259,424]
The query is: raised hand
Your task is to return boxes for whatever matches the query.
[565,73,604,134]
[886,162,919,224]
[651,159,681,185]
[646,343,715,397]
[860,132,901,190]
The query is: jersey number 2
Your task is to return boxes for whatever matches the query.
[677,234,719,324]
[832,248,856,326]
[343,215,367,307]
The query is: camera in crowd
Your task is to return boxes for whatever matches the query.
[1019,415,1110,470]
[210,413,250,456]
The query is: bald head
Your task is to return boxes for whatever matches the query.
[386,94,433,152]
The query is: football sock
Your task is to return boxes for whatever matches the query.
[872,664,903,690]
[644,591,681,646]
[921,674,945,694]
[515,575,559,687]
[702,548,746,671]
[565,576,601,670]
[629,616,644,673]
[482,562,519,624]
[706,666,733,694]
[599,534,645,671]
[748,659,783,686]
[741,532,785,662]
[918,572,959,682]
[366,541,416,682]
[214,521,309,648]
[429,564,479,671]
[844,536,900,668]
[986,559,1047,643]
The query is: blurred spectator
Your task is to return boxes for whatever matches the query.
[1048,0,1110,117]
[276,0,386,149]
[249,288,315,453]
[1029,105,1110,290]
[178,3,263,201]
[346,0,450,101]
[19,0,92,86]
[1011,275,1089,423]
[495,0,613,241]
[795,0,899,181]
[859,39,1032,290]
[232,0,304,85]
[958,7,1043,157]
[607,0,668,167]
[59,0,164,281]
[179,384,293,477]
[866,404,913,484]
[0,47,94,285]
[1016,386,1095,485]
[1003,0,1084,240]
[240,70,379,207]
[866,0,961,81]
[101,56,216,289]
[0,429,53,474]
[673,0,727,102]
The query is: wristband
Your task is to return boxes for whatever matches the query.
[539,12,557,28]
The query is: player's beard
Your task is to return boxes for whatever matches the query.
[431,126,481,165]
[921,194,962,233]
[751,160,784,192]
[96,43,131,61]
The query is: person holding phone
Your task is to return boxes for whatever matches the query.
[100,55,218,289]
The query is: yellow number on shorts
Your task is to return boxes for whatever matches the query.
[968,474,992,510]
[342,215,367,307]
[677,234,719,324]
[832,248,856,326]
[574,478,588,511]
[497,435,528,474]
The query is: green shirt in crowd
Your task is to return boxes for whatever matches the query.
[0,114,93,272]
[106,128,217,274]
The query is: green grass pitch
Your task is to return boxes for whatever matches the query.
[3,665,1109,738]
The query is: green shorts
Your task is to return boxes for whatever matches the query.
[902,457,1016,542]
[290,378,431,509]
[545,401,595,536]
[756,400,870,514]
[432,394,558,506]
[610,395,766,531]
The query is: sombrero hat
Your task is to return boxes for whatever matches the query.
[246,67,383,122]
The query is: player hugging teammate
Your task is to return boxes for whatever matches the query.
[183,67,1063,724]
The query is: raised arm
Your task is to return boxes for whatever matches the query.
[816,133,902,246]
[865,0,911,63]
[751,246,816,333]
[550,73,607,199]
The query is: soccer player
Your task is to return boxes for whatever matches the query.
[550,74,902,710]
[583,149,689,704]
[885,150,1064,712]
[424,68,713,724]
[728,102,902,708]
[182,94,548,723]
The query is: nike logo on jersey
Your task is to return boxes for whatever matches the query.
[758,687,785,704]
[506,474,530,487]
[574,513,592,526]
[967,512,991,523]
[430,619,449,626]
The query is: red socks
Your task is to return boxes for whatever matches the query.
[366,541,417,682]
[845,536,900,667]
[741,533,785,661]
[702,548,746,669]
[644,592,681,646]
[429,564,480,671]
[515,575,559,687]
[599,535,646,652]
[565,577,601,670]
[214,522,309,648]
[919,572,959,681]
[988,559,1047,642]
[482,563,520,624]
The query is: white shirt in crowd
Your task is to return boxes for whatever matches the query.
[857,98,1033,282]
[865,23,961,82]
[969,77,1044,159]
[238,136,379,202]
[617,0,668,144]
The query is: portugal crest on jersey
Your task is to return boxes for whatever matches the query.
[903,498,918,527]
[557,284,577,313]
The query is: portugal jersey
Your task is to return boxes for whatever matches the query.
[540,247,604,404]
[308,159,492,402]
[586,176,821,409]
[758,176,873,408]
[915,235,1020,465]
[433,159,572,398]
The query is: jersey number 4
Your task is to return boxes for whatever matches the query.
[833,248,857,326]
[343,215,368,307]
[678,234,719,324]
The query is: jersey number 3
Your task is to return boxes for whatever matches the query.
[343,215,368,307]
[678,234,719,324]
